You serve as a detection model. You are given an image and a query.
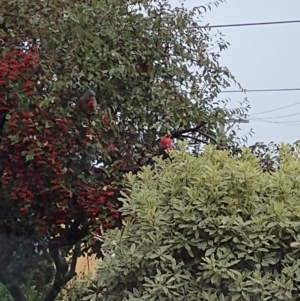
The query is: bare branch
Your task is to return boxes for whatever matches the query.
[198,131,217,143]
[171,121,207,138]
[180,134,208,144]
[92,121,215,175]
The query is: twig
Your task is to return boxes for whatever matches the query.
[66,46,77,58]
[170,121,216,143]
[180,134,208,144]
[198,131,217,143]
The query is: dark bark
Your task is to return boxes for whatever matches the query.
[0,111,7,136]
[170,121,207,138]
[43,242,80,301]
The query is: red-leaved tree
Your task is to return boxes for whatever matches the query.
[0,43,121,301]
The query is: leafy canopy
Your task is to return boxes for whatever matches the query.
[0,0,243,233]
[89,143,300,301]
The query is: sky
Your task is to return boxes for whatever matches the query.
[170,0,300,145]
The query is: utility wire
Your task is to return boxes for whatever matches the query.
[251,101,300,115]
[253,119,300,124]
[250,118,300,126]
[189,19,300,29]
[250,112,300,120]
[220,88,300,93]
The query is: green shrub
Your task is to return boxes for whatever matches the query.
[58,273,94,301]
[85,143,300,301]
[0,283,45,301]
[0,284,11,301]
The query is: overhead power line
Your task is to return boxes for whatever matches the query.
[250,118,300,127]
[251,101,300,115]
[192,19,300,29]
[220,88,300,93]
[256,119,300,124]
[250,112,300,120]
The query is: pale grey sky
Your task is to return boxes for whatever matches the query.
[170,0,300,145]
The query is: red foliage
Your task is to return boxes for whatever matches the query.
[0,47,119,241]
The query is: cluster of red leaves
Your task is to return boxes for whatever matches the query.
[0,48,120,241]
[0,48,38,92]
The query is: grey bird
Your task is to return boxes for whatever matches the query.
[78,89,97,117]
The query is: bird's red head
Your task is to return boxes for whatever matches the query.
[160,137,173,151]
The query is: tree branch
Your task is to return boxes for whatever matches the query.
[171,121,217,143]
[51,219,93,247]
[67,242,81,279]
[0,111,7,136]
[180,134,208,144]
[170,121,206,138]
[92,121,213,175]
[49,243,68,278]
[198,131,217,143]
[44,242,80,301]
